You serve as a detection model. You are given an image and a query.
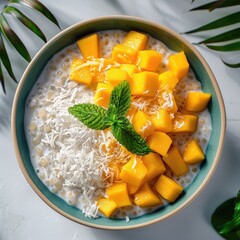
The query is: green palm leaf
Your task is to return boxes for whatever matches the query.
[198,28,240,44]
[185,1,240,68]
[190,0,240,11]
[8,0,61,29]
[185,12,240,34]
[206,41,240,51]
[0,32,17,82]
[222,61,240,68]
[3,6,47,42]
[0,61,5,93]
[0,14,31,62]
[0,0,60,93]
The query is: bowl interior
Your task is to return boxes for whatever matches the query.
[12,16,225,229]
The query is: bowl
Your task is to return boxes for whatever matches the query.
[12,15,226,230]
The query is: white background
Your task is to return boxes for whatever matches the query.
[0,0,240,239]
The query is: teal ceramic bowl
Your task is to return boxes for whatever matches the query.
[12,16,226,230]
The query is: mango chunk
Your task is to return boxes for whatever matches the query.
[126,105,138,119]
[123,31,148,51]
[106,68,130,86]
[132,110,155,138]
[158,71,179,91]
[138,50,162,71]
[183,139,205,164]
[155,175,183,202]
[112,44,137,64]
[120,64,138,76]
[77,33,99,59]
[172,114,198,133]
[127,183,141,195]
[142,152,166,182]
[147,131,172,156]
[162,145,189,176]
[94,83,113,108]
[168,51,189,79]
[97,197,117,217]
[69,58,93,85]
[119,155,148,188]
[131,71,159,97]
[185,91,211,112]
[106,182,132,208]
[134,183,162,207]
[151,108,173,132]
[158,90,178,113]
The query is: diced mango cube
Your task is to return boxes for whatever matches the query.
[172,114,198,133]
[183,139,205,164]
[106,68,130,87]
[126,105,138,118]
[106,182,132,208]
[158,90,178,113]
[184,91,212,112]
[69,58,93,85]
[112,44,137,64]
[138,50,162,71]
[131,71,159,97]
[77,33,99,59]
[119,155,148,188]
[123,31,148,51]
[155,175,183,202]
[120,64,138,76]
[94,83,113,108]
[151,108,173,132]
[168,51,189,79]
[134,183,162,207]
[162,145,189,176]
[132,110,155,138]
[142,152,166,181]
[127,183,141,195]
[158,71,179,91]
[92,59,116,83]
[97,197,117,217]
[147,131,172,156]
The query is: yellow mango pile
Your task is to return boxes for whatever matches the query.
[69,31,212,218]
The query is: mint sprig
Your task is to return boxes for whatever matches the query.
[109,80,131,116]
[68,103,109,130]
[111,117,152,156]
[68,80,151,156]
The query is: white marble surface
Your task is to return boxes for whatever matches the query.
[0,0,240,239]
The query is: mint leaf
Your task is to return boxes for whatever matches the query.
[68,103,110,130]
[68,81,152,156]
[111,117,152,156]
[107,104,118,121]
[109,80,131,116]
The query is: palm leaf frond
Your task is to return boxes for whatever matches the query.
[3,6,47,42]
[184,12,240,34]
[0,61,5,93]
[0,14,31,62]
[0,32,17,82]
[198,28,240,44]
[190,0,240,11]
[206,41,240,51]
[8,0,61,29]
[222,61,240,68]
[0,0,61,93]
[185,1,240,68]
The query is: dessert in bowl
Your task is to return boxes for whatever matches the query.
[12,16,226,229]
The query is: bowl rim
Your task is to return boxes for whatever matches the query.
[11,15,226,230]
